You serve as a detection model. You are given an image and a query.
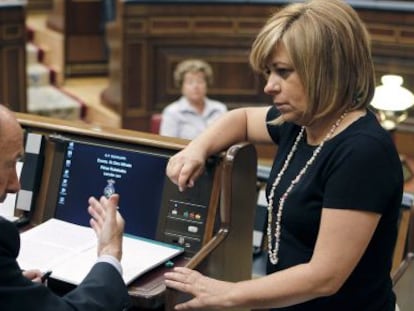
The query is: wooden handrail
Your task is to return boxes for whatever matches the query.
[186,143,252,269]
[165,142,257,311]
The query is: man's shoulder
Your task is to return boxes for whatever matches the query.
[0,217,20,262]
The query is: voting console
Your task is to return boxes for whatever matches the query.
[14,113,257,311]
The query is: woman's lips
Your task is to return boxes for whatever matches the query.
[275,103,290,112]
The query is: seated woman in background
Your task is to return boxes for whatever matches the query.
[159,59,227,140]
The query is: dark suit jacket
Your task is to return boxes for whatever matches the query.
[0,217,131,311]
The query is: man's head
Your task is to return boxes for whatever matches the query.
[0,105,23,203]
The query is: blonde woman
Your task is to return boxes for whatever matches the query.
[164,1,403,310]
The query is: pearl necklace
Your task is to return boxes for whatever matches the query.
[267,112,347,265]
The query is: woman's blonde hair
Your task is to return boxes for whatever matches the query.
[249,0,375,125]
[173,59,214,88]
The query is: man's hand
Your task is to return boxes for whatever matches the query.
[22,269,43,283]
[88,194,125,261]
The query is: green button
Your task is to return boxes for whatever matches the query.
[165,260,174,268]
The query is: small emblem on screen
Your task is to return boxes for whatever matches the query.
[103,179,116,198]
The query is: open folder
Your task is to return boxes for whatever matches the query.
[17,218,184,285]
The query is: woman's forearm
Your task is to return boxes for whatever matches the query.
[187,107,269,157]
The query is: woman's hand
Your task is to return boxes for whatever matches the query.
[164,267,234,310]
[166,147,207,192]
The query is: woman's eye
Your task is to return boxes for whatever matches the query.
[263,68,271,78]
[277,68,292,79]
[263,65,293,80]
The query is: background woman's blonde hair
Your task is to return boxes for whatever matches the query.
[173,59,214,88]
[249,0,375,125]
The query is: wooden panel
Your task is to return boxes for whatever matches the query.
[395,130,414,158]
[124,41,146,112]
[46,0,107,77]
[67,36,106,62]
[0,5,27,112]
[101,21,121,112]
[152,43,267,111]
[0,46,26,111]
[46,0,64,32]
[102,1,414,132]
[66,0,102,34]
[359,8,414,121]
[27,0,53,11]
[103,2,276,130]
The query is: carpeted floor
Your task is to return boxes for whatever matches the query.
[26,12,120,128]
[26,41,84,121]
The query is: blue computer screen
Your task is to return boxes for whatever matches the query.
[54,140,169,240]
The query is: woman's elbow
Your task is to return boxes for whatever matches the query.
[313,273,347,297]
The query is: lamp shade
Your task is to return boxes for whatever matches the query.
[371,75,414,111]
[370,75,414,130]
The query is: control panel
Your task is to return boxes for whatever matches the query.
[157,164,217,257]
[162,199,207,255]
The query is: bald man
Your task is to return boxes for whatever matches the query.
[0,105,130,310]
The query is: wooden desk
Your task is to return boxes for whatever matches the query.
[17,113,257,311]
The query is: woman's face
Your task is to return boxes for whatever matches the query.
[263,42,308,125]
[181,71,208,104]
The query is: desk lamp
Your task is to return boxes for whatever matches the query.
[370,74,414,131]
[370,74,414,181]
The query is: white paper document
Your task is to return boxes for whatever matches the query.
[17,218,184,285]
